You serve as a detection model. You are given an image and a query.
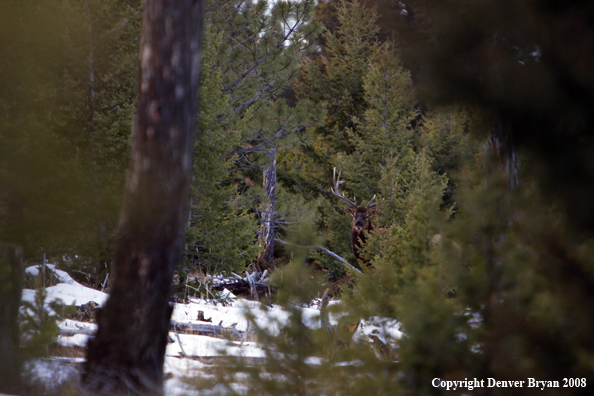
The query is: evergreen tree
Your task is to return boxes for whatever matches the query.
[297,0,382,154]
[338,45,419,226]
[393,161,594,395]
[396,0,594,231]
[346,151,449,318]
[185,19,260,275]
[184,0,323,275]
[56,0,142,263]
[0,0,141,265]
[420,106,475,181]
[290,0,387,267]
[290,0,428,271]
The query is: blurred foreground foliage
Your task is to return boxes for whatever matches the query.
[0,0,141,266]
[20,287,75,360]
[197,158,594,396]
[2,0,594,394]
[187,1,594,395]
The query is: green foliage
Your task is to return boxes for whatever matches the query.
[387,162,594,394]
[6,0,594,393]
[291,0,425,267]
[184,20,255,274]
[185,0,323,274]
[55,0,141,261]
[298,0,382,152]
[418,105,479,207]
[336,44,418,204]
[196,1,594,394]
[344,151,448,320]
[420,106,473,178]
[205,261,404,396]
[400,0,594,231]
[0,0,141,262]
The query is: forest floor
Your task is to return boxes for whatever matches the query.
[18,264,402,395]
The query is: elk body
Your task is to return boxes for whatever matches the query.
[331,168,377,266]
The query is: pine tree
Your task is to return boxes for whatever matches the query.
[338,45,419,225]
[397,0,594,231]
[82,1,203,394]
[291,0,425,269]
[418,105,477,205]
[186,1,594,395]
[297,0,382,154]
[0,0,142,264]
[184,0,323,275]
[345,151,449,318]
[184,19,260,275]
[55,0,142,262]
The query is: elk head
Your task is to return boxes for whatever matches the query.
[331,167,377,265]
[345,206,377,232]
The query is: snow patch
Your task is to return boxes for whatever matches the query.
[23,265,108,307]
[21,263,406,395]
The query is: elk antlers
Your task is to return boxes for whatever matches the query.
[331,167,377,209]
[366,194,377,209]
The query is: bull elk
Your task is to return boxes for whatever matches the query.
[331,167,377,266]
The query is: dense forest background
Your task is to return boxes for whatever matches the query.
[2,0,594,395]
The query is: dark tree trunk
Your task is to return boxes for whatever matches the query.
[81,1,203,395]
[485,113,519,190]
[0,244,23,394]
[480,112,518,394]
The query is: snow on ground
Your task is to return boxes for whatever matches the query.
[355,316,404,345]
[22,357,83,394]
[164,357,207,396]
[168,333,265,359]
[21,264,403,394]
[23,264,108,308]
[172,297,323,335]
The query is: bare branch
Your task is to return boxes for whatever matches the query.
[233,81,275,114]
[223,122,297,159]
[223,53,272,94]
[222,10,305,94]
[204,0,234,14]
[275,237,362,275]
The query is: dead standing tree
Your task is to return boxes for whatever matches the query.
[256,147,277,271]
[81,1,203,395]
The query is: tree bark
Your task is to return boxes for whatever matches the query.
[256,148,277,271]
[81,1,203,395]
[485,113,519,190]
[0,244,23,394]
[480,112,518,394]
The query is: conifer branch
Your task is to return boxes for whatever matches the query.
[223,123,296,159]
[222,12,305,94]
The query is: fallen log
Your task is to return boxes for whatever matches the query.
[59,320,245,341]
[169,355,266,366]
[211,279,273,299]
[170,320,244,340]
[60,327,97,336]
